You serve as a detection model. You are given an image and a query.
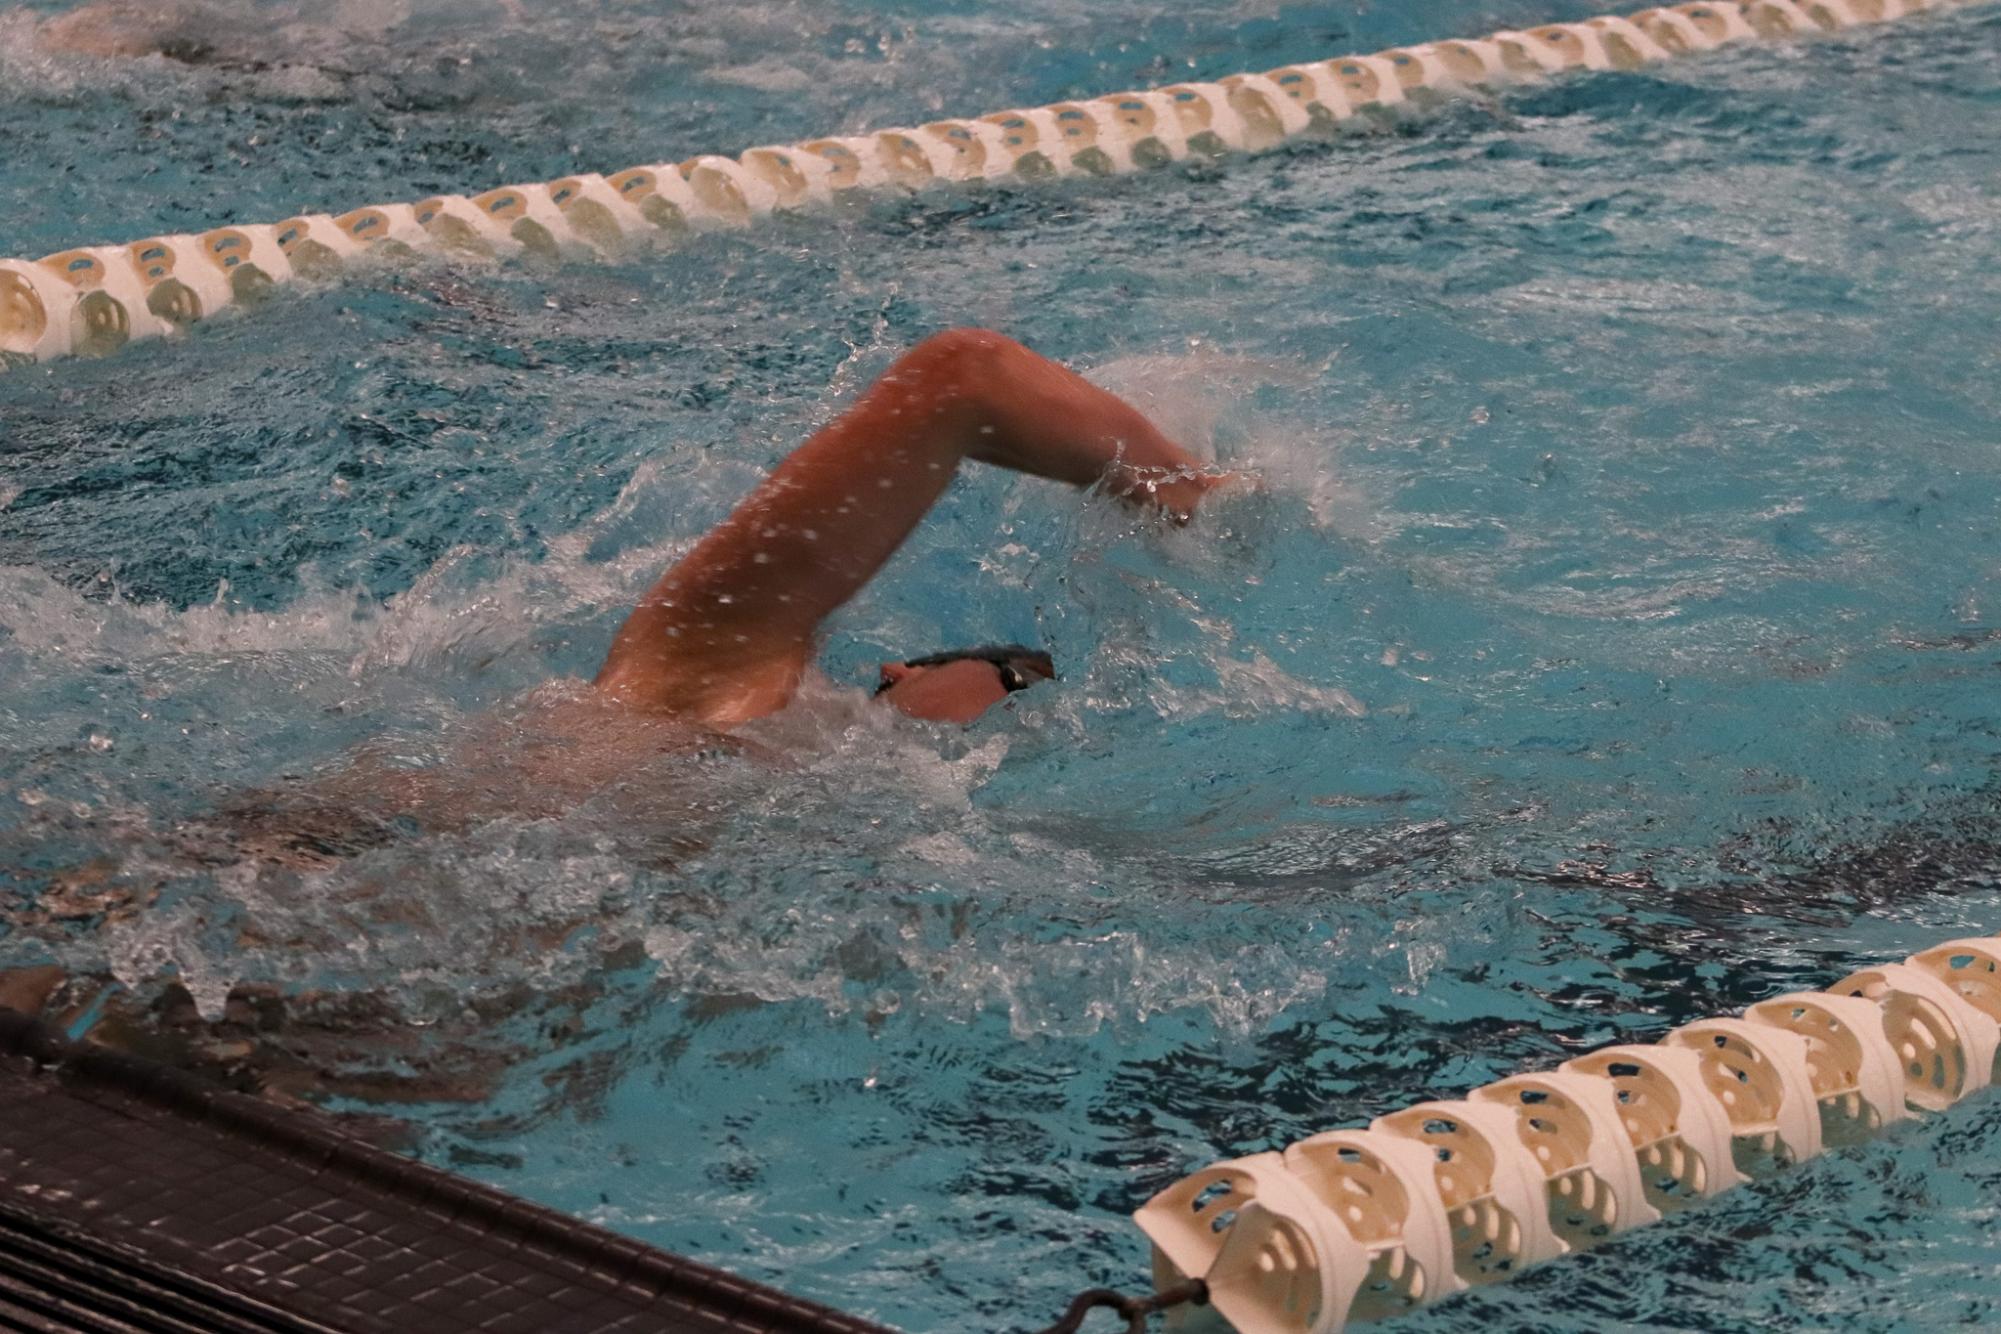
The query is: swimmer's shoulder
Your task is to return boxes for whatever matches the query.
[502,677,788,769]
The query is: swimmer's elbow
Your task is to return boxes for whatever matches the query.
[892,328,1025,399]
[904,327,1019,367]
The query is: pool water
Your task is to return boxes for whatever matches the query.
[4,0,2001,1329]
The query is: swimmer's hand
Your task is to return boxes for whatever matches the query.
[1109,463,1240,523]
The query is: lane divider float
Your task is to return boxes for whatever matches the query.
[0,0,1980,369]
[1134,933,2001,1333]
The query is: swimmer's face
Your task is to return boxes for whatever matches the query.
[875,652,1055,724]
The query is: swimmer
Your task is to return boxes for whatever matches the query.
[160,326,1222,852]
[242,325,1224,841]
[24,0,405,78]
[29,0,226,63]
[0,330,1225,1099]
[7,327,1222,863]
[23,0,519,71]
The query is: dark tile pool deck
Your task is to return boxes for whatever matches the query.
[0,1007,893,1334]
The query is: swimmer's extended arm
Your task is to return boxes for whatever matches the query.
[595,328,1218,723]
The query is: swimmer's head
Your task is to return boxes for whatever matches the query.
[874,644,1055,723]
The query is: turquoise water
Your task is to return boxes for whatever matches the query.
[4,1,2001,1329]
